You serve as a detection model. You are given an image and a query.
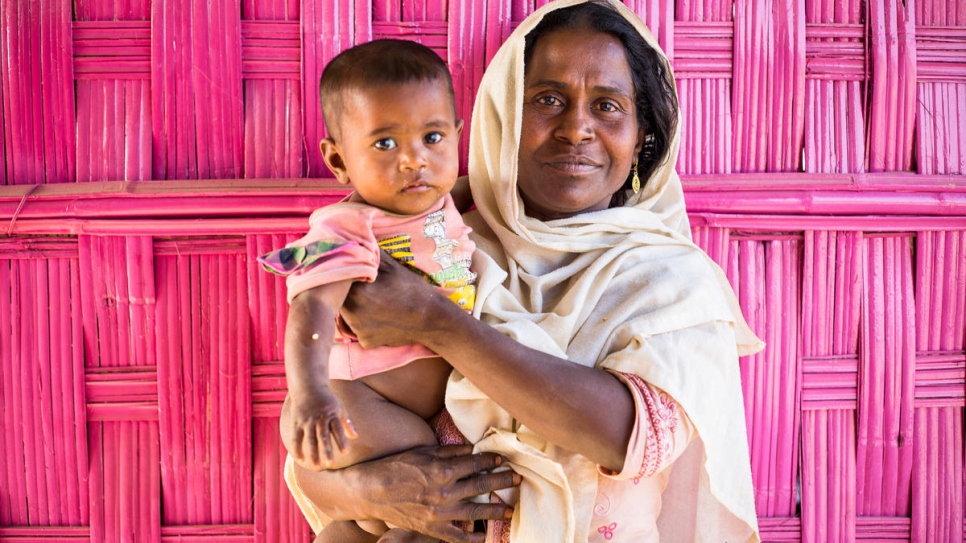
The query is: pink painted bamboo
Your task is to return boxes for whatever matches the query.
[1,262,24,525]
[911,407,964,542]
[867,0,918,172]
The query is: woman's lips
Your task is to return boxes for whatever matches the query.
[544,156,601,175]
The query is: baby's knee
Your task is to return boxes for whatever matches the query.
[376,528,438,543]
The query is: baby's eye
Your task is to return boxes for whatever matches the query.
[374,138,397,150]
[424,132,443,144]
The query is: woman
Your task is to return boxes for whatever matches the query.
[282,1,763,541]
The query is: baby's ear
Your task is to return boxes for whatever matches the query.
[319,138,350,185]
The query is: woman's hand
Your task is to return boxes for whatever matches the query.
[292,443,518,543]
[341,252,458,349]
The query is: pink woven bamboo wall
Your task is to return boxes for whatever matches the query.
[0,0,964,542]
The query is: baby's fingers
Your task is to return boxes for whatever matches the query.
[315,420,336,466]
[331,415,358,454]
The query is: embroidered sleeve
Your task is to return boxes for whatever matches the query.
[599,371,696,480]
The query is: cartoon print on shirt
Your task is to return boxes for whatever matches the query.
[376,210,477,311]
[422,210,476,310]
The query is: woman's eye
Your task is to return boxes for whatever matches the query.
[374,138,397,150]
[424,132,443,144]
[536,95,562,107]
[599,101,618,112]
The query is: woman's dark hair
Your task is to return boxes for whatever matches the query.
[523,1,678,202]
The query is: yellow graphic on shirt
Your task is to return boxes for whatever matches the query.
[378,234,433,283]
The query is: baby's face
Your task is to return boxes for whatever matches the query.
[328,80,462,216]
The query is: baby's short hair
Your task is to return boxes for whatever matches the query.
[319,39,456,139]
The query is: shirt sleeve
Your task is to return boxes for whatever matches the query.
[599,371,697,480]
[281,206,381,303]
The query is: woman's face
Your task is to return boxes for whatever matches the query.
[516,27,645,221]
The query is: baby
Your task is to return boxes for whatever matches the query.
[258,39,476,542]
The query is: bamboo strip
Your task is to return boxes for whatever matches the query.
[236,253,255,523]
[181,253,197,524]
[189,254,205,524]
[157,255,186,524]
[0,260,26,525]
[114,237,133,369]
[858,235,918,516]
[88,423,104,541]
[912,407,965,542]
[69,257,90,525]
[49,0,74,183]
[448,0,487,174]
[21,260,44,523]
[867,0,918,172]
[48,259,71,525]
[802,409,856,543]
[10,214,960,238]
[118,422,133,541]
[2,175,960,217]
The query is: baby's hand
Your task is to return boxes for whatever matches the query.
[286,387,358,471]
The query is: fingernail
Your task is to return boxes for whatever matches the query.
[512,474,522,485]
[504,508,514,519]
[494,456,503,466]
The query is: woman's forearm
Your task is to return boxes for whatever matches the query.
[415,291,635,471]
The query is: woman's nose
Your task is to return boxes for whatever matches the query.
[555,105,595,145]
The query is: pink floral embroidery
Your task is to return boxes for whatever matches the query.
[619,372,681,480]
[597,522,618,540]
[433,409,467,446]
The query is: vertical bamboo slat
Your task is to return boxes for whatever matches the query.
[912,407,964,543]
[675,0,733,174]
[156,246,253,528]
[732,0,805,172]
[801,231,862,543]
[242,1,304,179]
[254,418,313,543]
[804,0,865,174]
[0,0,75,185]
[857,235,917,517]
[0,245,89,531]
[914,0,966,175]
[449,0,488,172]
[151,0,243,180]
[733,237,803,518]
[867,0,918,172]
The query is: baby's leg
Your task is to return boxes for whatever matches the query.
[377,528,439,542]
[314,521,378,543]
[325,378,437,470]
[315,379,438,541]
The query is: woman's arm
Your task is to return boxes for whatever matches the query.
[341,254,636,472]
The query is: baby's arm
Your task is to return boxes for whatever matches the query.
[284,280,358,470]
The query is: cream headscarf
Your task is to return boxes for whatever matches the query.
[448,0,765,541]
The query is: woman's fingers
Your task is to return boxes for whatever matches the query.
[457,468,521,501]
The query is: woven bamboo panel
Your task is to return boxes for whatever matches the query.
[1,0,964,542]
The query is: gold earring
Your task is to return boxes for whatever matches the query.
[631,161,641,193]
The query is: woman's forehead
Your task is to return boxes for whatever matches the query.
[524,28,632,86]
